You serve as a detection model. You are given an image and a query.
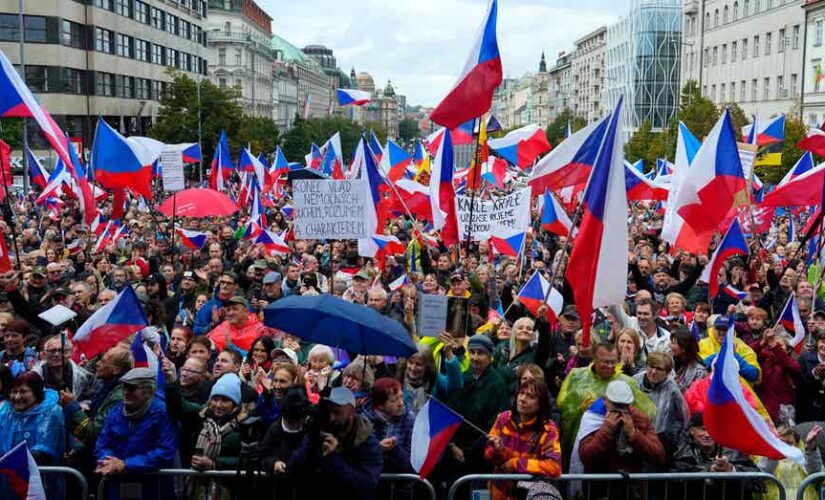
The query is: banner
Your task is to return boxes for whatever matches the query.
[456,187,530,240]
[160,150,185,192]
[293,179,370,239]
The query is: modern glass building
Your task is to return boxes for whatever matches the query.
[604,0,682,135]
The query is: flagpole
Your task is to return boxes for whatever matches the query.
[427,394,490,438]
[170,193,177,269]
[463,117,483,258]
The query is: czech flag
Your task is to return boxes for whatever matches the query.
[389,274,409,292]
[480,156,508,189]
[799,125,825,157]
[662,122,703,252]
[384,140,413,183]
[703,218,749,300]
[722,285,747,301]
[25,145,48,188]
[411,398,463,479]
[450,119,476,146]
[372,234,406,255]
[428,129,459,247]
[209,130,234,192]
[671,110,746,254]
[528,116,610,196]
[182,142,201,163]
[517,270,563,323]
[176,227,208,250]
[761,162,825,207]
[778,293,806,352]
[336,88,371,106]
[779,151,814,187]
[565,98,628,346]
[390,178,432,221]
[71,286,148,362]
[0,442,46,500]
[321,132,345,179]
[90,117,156,199]
[741,114,785,146]
[368,132,384,162]
[429,0,502,129]
[356,138,390,258]
[305,143,323,169]
[488,124,551,168]
[255,229,289,256]
[238,147,267,189]
[490,229,525,258]
[541,188,572,236]
[624,163,668,201]
[705,320,803,463]
[130,331,149,368]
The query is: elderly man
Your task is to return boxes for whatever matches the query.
[206,296,268,352]
[558,341,655,465]
[95,352,177,497]
[288,387,383,499]
[34,334,94,402]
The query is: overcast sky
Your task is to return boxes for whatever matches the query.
[260,0,630,107]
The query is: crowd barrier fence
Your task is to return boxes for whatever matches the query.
[795,471,825,500]
[38,466,89,500]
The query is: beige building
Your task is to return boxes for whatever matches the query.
[802,0,825,126]
[0,0,209,151]
[548,51,573,122]
[570,26,606,123]
[270,34,331,119]
[491,53,554,130]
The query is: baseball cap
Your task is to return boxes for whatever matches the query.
[182,271,197,281]
[561,305,580,320]
[32,267,46,278]
[271,347,298,365]
[354,269,370,281]
[326,386,356,407]
[225,295,249,307]
[263,271,281,285]
[253,259,268,270]
[605,380,634,405]
[450,270,466,282]
[713,315,731,330]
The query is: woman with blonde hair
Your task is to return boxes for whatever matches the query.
[616,327,645,376]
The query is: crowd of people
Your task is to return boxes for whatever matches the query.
[2,188,825,500]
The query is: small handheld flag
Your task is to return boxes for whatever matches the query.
[411,398,463,478]
[0,442,46,500]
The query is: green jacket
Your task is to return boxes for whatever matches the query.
[66,382,123,447]
[492,343,536,393]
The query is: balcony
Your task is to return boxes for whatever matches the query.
[684,0,698,14]
[208,31,270,53]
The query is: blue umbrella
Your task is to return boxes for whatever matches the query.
[263,295,416,357]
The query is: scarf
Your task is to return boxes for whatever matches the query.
[187,410,239,500]
[403,374,429,414]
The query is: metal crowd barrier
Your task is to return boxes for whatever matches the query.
[96,469,436,500]
[448,472,787,500]
[796,471,825,500]
[38,466,89,500]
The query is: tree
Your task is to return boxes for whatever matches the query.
[236,116,280,155]
[0,118,24,149]
[678,80,719,140]
[398,118,419,144]
[545,109,586,146]
[280,115,387,164]
[724,101,749,137]
[624,119,654,166]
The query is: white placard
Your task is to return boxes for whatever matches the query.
[161,150,185,192]
[737,142,758,181]
[417,294,448,337]
[456,187,531,241]
[292,179,370,239]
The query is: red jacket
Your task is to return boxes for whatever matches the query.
[753,341,800,422]
[579,408,665,473]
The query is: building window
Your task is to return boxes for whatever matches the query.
[705,13,710,29]
[793,25,800,50]
[116,33,133,58]
[752,79,758,100]
[96,72,115,97]
[219,78,227,89]
[779,28,785,52]
[94,27,113,53]
[755,0,761,12]
[166,47,178,68]
[731,41,738,62]
[114,0,131,18]
[714,9,719,27]
[63,68,84,94]
[734,1,739,20]
[817,20,824,47]
[720,83,726,102]
[95,0,114,10]
[25,66,49,92]
[765,32,771,55]
[730,82,736,101]
[116,75,134,98]
[713,46,718,65]
[180,20,190,40]
[740,80,746,101]
[136,78,151,100]
[791,73,798,96]
[777,75,784,98]
[711,84,717,101]
[753,35,759,57]
[151,44,164,65]
[61,20,85,49]
[721,44,727,64]
[135,1,149,23]
[154,81,167,100]
[763,77,770,100]
[135,39,149,61]
[218,48,226,65]
[151,7,164,30]
[723,6,729,24]
[742,38,748,59]
[235,49,242,65]
[166,13,178,35]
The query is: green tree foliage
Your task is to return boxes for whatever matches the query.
[724,101,749,136]
[280,115,387,164]
[0,118,24,149]
[398,118,420,144]
[545,109,586,146]
[624,119,675,171]
[236,116,280,155]
[678,80,719,140]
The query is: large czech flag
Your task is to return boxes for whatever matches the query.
[411,398,463,478]
[706,320,803,463]
[91,117,157,199]
[541,188,572,236]
[71,286,148,362]
[209,130,235,191]
[624,162,668,201]
[565,98,628,346]
[761,162,825,207]
[488,123,551,168]
[779,151,814,187]
[429,0,502,129]
[702,218,749,300]
[429,129,459,246]
[337,88,371,106]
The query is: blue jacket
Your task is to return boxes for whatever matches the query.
[361,403,415,472]
[95,396,178,471]
[0,389,65,461]
[193,294,226,335]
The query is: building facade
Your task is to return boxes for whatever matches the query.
[571,27,607,123]
[682,0,804,117]
[272,60,298,130]
[206,0,274,118]
[802,0,825,126]
[490,54,554,130]
[604,0,682,134]
[0,0,209,150]
[548,51,573,122]
[270,34,331,119]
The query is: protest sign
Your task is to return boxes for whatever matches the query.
[293,179,370,239]
[456,187,531,240]
[160,150,185,192]
[418,294,448,337]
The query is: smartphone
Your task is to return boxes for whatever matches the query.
[193,447,204,456]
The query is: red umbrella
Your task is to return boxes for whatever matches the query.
[157,188,239,218]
